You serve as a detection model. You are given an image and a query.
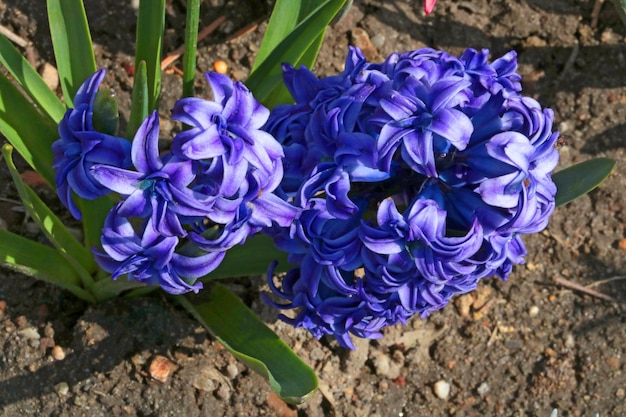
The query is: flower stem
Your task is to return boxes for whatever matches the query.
[183,0,200,98]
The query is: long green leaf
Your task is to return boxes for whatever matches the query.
[0,72,58,187]
[253,0,329,71]
[3,144,97,281]
[47,0,97,106]
[206,234,293,280]
[135,0,166,111]
[90,276,149,301]
[259,33,325,106]
[246,0,348,107]
[0,34,65,123]
[0,229,96,303]
[127,61,149,139]
[78,196,114,266]
[554,158,615,207]
[177,284,318,404]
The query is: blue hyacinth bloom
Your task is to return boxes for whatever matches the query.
[52,69,131,219]
[93,206,225,294]
[264,46,560,348]
[91,111,212,237]
[90,72,297,294]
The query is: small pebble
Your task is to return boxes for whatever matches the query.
[216,383,231,400]
[39,63,59,92]
[18,327,40,340]
[225,363,239,379]
[54,382,70,396]
[370,33,385,49]
[477,382,489,397]
[433,380,450,400]
[148,355,176,382]
[51,345,66,361]
[373,353,401,379]
[564,333,575,348]
[528,305,540,317]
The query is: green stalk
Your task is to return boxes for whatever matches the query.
[135,0,166,111]
[183,0,200,98]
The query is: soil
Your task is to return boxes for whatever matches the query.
[1,0,625,416]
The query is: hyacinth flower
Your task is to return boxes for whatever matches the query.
[264,47,561,349]
[92,73,297,291]
[52,69,131,219]
[91,111,211,237]
[93,206,224,294]
[170,72,297,250]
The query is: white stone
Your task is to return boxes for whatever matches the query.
[433,380,450,400]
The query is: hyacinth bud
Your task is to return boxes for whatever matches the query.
[92,89,119,136]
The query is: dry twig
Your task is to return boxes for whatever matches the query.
[0,24,29,48]
[553,275,615,302]
[585,275,626,288]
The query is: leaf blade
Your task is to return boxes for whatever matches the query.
[246,0,348,107]
[0,71,58,187]
[0,34,66,123]
[554,158,616,207]
[206,234,293,280]
[127,61,149,139]
[135,0,166,111]
[177,284,318,404]
[0,229,96,303]
[3,144,97,279]
[47,0,97,106]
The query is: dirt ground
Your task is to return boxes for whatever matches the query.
[1,0,625,416]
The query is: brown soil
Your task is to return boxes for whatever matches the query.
[1,0,625,416]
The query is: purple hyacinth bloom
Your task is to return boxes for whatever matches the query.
[264,46,560,348]
[93,206,224,294]
[91,111,211,237]
[52,69,131,219]
[171,72,284,194]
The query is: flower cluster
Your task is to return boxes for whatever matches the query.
[52,47,559,348]
[263,47,559,349]
[55,71,295,293]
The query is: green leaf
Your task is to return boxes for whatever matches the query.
[91,277,149,301]
[205,234,293,280]
[127,60,150,139]
[78,195,114,264]
[135,0,166,111]
[246,0,348,107]
[3,144,98,281]
[0,71,58,187]
[0,34,66,123]
[47,0,97,106]
[177,284,318,404]
[554,158,615,207]
[0,229,96,303]
[183,0,200,99]
[253,0,330,72]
